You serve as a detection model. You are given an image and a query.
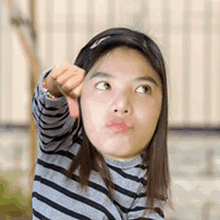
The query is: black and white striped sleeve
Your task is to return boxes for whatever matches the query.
[31,67,80,152]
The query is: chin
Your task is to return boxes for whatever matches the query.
[103,151,138,161]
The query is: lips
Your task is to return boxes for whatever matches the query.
[106,118,132,130]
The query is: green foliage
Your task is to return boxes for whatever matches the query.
[0,177,31,217]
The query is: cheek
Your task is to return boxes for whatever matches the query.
[81,84,110,113]
[81,84,100,102]
[81,93,106,128]
[151,93,163,113]
[140,99,162,126]
[141,97,162,113]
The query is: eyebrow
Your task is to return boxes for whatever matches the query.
[89,72,159,87]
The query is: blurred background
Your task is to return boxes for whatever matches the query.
[0,0,220,219]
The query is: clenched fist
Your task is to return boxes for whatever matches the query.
[45,62,85,118]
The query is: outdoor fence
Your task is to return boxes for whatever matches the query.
[0,0,220,219]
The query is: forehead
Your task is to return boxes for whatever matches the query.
[97,46,147,64]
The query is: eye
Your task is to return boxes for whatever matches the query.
[136,85,152,94]
[95,81,152,94]
[95,81,111,90]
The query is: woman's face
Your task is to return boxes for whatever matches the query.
[80,47,163,161]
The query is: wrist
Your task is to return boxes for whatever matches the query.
[42,78,60,99]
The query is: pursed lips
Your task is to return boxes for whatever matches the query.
[106,118,132,130]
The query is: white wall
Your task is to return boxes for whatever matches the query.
[0,0,220,128]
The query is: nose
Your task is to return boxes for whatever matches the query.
[114,109,128,113]
[111,94,132,116]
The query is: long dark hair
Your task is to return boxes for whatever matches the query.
[64,27,174,217]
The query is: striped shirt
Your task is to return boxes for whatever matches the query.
[31,67,166,219]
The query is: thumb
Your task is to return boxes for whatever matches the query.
[65,79,85,119]
[66,96,80,119]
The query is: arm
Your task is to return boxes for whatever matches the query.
[32,67,81,152]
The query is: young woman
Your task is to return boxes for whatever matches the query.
[32,27,174,219]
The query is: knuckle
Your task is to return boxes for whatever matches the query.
[65,81,72,88]
[63,82,72,91]
[56,78,62,85]
[79,67,85,74]
[51,74,57,80]
[70,91,77,99]
[74,65,85,73]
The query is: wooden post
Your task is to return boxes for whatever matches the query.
[29,0,38,198]
[4,0,41,198]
